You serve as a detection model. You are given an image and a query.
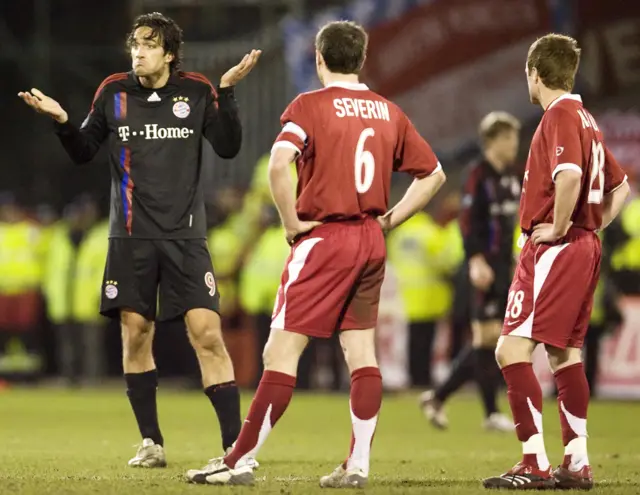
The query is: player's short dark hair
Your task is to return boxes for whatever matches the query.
[479,111,521,147]
[126,12,183,72]
[527,33,581,92]
[315,21,368,75]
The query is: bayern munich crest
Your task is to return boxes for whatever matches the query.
[104,280,119,299]
[172,97,190,119]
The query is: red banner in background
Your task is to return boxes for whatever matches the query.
[359,0,553,154]
[363,0,551,99]
[598,110,640,182]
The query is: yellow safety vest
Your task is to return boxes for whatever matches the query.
[42,222,75,323]
[387,213,458,322]
[208,222,243,316]
[0,221,42,295]
[239,226,289,314]
[72,221,109,323]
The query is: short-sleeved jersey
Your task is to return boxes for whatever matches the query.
[520,94,627,233]
[271,82,442,222]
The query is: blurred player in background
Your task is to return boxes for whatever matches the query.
[421,112,521,432]
[191,20,446,487]
[482,34,629,490]
[19,12,260,469]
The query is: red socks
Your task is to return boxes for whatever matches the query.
[555,363,590,469]
[502,362,550,470]
[344,367,382,476]
[224,370,296,468]
[502,362,544,442]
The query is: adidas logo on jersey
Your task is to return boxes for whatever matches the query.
[147,92,161,102]
[117,124,194,142]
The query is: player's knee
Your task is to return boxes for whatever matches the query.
[545,345,582,373]
[262,340,293,370]
[262,329,308,373]
[185,309,228,358]
[495,335,535,369]
[340,330,377,373]
[191,325,227,356]
[121,311,154,358]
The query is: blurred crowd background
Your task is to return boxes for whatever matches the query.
[1,0,639,398]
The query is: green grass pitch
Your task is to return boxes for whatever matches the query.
[1,388,639,494]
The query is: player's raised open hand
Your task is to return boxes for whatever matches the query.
[286,220,322,245]
[18,88,68,123]
[220,49,262,88]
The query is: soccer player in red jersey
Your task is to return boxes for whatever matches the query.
[193,20,446,487]
[482,34,630,490]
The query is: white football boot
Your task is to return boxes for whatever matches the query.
[419,390,449,429]
[483,412,515,432]
[202,457,255,486]
[186,445,259,484]
[128,438,167,468]
[319,465,368,489]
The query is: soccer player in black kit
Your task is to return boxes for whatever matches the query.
[19,13,261,469]
[421,112,521,432]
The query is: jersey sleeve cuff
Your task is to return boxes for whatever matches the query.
[216,85,235,98]
[552,163,582,182]
[429,161,443,176]
[53,120,75,135]
[607,175,628,194]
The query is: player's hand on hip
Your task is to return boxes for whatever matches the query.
[220,49,262,88]
[285,220,322,245]
[531,222,570,245]
[18,88,68,123]
[376,215,392,235]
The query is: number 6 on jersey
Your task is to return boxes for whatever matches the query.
[355,128,375,193]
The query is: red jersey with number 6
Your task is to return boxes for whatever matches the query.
[271,81,442,222]
[519,94,627,233]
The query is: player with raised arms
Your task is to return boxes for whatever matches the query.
[482,34,629,490]
[19,12,260,470]
[188,20,446,488]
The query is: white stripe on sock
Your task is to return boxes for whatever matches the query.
[240,403,273,463]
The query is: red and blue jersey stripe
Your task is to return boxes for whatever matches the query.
[119,147,134,234]
[114,92,127,120]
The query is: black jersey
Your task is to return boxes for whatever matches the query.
[459,160,520,270]
[54,71,242,239]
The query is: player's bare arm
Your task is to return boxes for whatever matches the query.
[531,169,581,245]
[268,147,321,243]
[379,171,446,233]
[18,88,68,123]
[601,180,630,229]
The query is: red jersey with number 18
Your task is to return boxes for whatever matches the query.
[519,94,627,233]
[271,81,441,222]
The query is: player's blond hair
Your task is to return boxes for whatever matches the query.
[527,33,581,92]
[478,111,521,147]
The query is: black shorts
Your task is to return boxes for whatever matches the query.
[100,238,220,321]
[470,272,510,322]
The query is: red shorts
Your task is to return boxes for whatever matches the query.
[271,217,386,338]
[501,228,601,349]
